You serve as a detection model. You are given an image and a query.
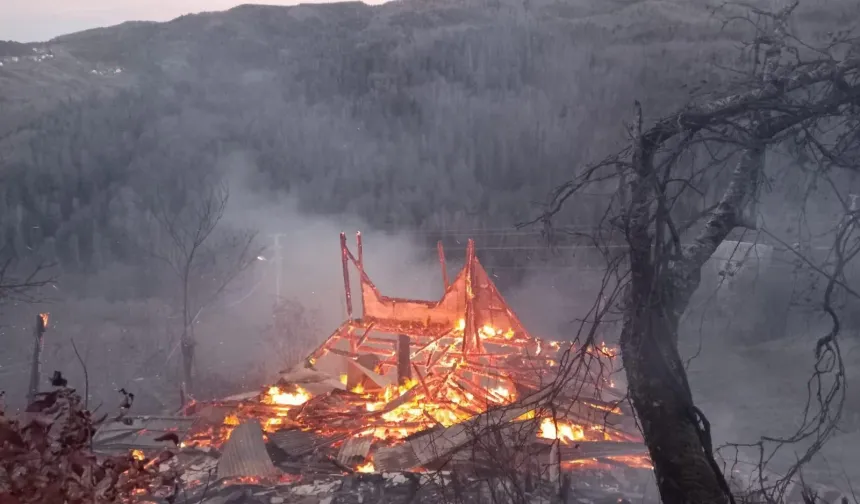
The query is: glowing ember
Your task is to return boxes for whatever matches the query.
[608,455,653,469]
[223,476,262,486]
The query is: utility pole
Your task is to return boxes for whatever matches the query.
[273,234,282,300]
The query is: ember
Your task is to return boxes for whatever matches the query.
[181,234,647,475]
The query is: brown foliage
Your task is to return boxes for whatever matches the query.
[0,387,177,504]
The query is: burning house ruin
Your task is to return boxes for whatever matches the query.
[93,233,658,502]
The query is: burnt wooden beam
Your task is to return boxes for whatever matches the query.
[27,313,48,403]
[374,385,555,472]
[397,334,411,385]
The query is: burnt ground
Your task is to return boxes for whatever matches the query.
[686,329,860,496]
[151,468,657,504]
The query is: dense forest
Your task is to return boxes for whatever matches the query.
[1,0,763,276]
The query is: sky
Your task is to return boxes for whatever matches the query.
[1,0,382,42]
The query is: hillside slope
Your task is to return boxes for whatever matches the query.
[0,0,855,274]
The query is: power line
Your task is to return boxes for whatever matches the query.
[426,245,626,251]
[269,227,596,239]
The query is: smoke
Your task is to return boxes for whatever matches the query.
[190,152,452,386]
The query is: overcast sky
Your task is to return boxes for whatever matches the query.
[2,0,381,42]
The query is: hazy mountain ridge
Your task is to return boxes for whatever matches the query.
[0,0,855,278]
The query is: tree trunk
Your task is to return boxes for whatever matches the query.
[620,101,744,504]
[181,335,195,394]
[181,266,194,399]
[620,143,764,503]
[620,290,729,504]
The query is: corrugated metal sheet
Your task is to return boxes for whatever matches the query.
[336,436,372,466]
[374,443,419,473]
[92,415,196,453]
[217,419,280,480]
[268,429,318,455]
[268,429,343,458]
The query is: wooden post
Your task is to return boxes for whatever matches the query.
[397,334,411,385]
[340,233,353,318]
[27,313,49,403]
[463,240,478,354]
[274,234,282,301]
[437,241,449,291]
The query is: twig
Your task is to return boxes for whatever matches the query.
[70,338,89,410]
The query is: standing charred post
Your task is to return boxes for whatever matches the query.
[27,313,49,402]
[340,232,354,319]
[397,334,411,385]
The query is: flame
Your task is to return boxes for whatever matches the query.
[39,313,49,329]
[456,318,517,342]
[515,410,536,421]
[175,313,639,471]
[263,386,311,406]
[489,386,512,400]
[608,454,653,469]
[130,449,145,461]
[356,460,375,473]
[539,418,585,444]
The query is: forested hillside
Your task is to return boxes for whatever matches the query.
[6,0,846,276]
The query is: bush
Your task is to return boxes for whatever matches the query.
[0,385,177,504]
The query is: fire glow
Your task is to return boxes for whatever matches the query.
[263,386,311,406]
[179,235,645,474]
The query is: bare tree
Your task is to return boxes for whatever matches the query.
[0,250,54,304]
[529,3,860,502]
[147,178,261,402]
[263,296,323,371]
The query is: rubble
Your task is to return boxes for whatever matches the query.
[141,467,656,504]
[97,235,659,502]
[91,235,858,504]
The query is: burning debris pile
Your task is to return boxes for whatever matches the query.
[178,234,648,474]
[92,234,656,502]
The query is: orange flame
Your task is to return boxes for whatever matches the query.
[539,418,585,444]
[263,386,311,406]
[355,459,375,473]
